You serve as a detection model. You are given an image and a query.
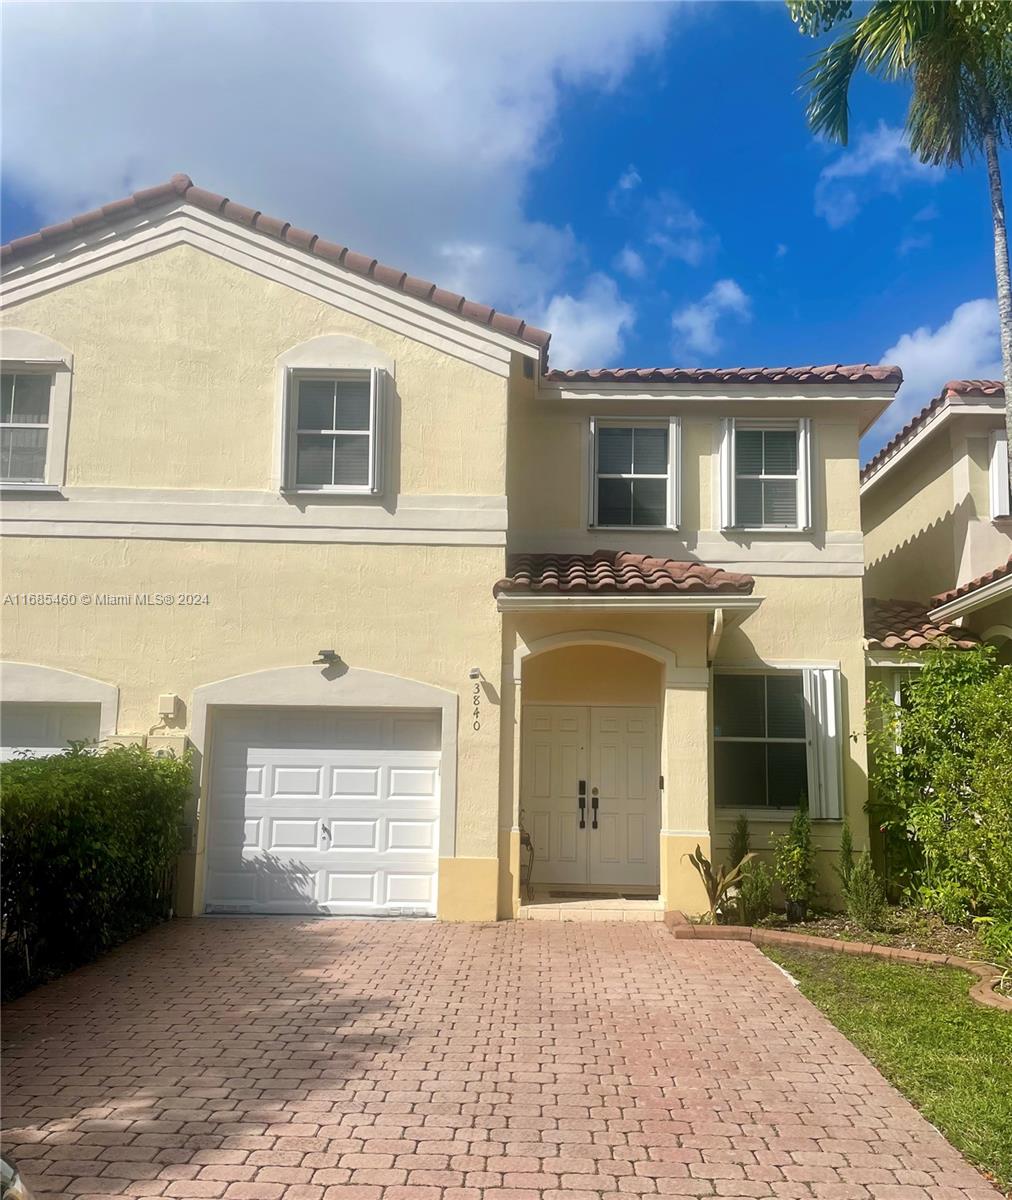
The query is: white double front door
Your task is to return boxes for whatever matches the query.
[521,705,660,890]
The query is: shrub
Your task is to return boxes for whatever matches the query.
[1,744,191,998]
[835,819,855,893]
[738,859,774,924]
[728,813,751,868]
[844,852,886,929]
[867,644,1012,920]
[772,808,817,918]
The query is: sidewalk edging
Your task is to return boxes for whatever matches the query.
[664,911,1012,1012]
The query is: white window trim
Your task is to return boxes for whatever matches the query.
[712,664,842,819]
[282,366,385,495]
[719,416,812,532]
[989,428,1010,519]
[588,415,680,530]
[0,329,73,491]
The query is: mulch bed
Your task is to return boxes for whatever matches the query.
[757,907,990,960]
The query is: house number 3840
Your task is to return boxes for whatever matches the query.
[472,682,481,731]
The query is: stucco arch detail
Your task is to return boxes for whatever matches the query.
[0,661,119,737]
[513,631,678,686]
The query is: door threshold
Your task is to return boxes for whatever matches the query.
[518,890,665,922]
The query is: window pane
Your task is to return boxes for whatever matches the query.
[714,674,765,738]
[632,426,667,474]
[597,477,632,525]
[296,434,333,485]
[297,380,335,430]
[11,374,51,424]
[332,434,370,485]
[735,477,763,526]
[763,479,798,525]
[766,674,805,738]
[1,374,13,423]
[1,427,48,482]
[735,429,763,474]
[335,379,371,431]
[715,741,766,808]
[766,743,808,808]
[598,426,632,474]
[763,429,798,474]
[630,478,667,526]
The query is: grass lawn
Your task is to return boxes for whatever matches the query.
[763,946,1012,1195]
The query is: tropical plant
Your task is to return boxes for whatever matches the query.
[772,808,817,920]
[728,813,752,868]
[685,844,756,924]
[788,0,1012,460]
[739,859,775,925]
[867,644,1012,920]
[844,852,887,928]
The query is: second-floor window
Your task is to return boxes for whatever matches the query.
[1,371,52,484]
[591,418,679,528]
[285,369,383,494]
[720,417,811,531]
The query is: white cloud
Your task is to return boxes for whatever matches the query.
[871,299,1002,444]
[613,245,646,279]
[897,232,932,256]
[0,2,674,319]
[537,274,635,370]
[608,164,643,211]
[671,278,751,357]
[645,191,717,266]
[815,122,937,228]
[776,243,789,258]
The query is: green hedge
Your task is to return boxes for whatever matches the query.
[1,743,191,998]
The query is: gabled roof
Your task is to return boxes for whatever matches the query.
[494,550,755,597]
[931,557,1012,608]
[864,598,981,652]
[546,364,901,386]
[0,173,552,358]
[861,379,1005,485]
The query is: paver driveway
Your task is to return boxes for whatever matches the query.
[2,919,999,1200]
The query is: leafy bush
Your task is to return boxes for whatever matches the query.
[728,813,751,867]
[844,851,886,929]
[975,918,1012,973]
[1,744,191,997]
[739,859,774,924]
[835,819,855,893]
[772,808,817,915]
[867,645,1012,921]
[686,843,755,924]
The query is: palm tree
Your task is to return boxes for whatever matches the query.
[789,1,1012,473]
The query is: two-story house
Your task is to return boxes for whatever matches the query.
[0,174,901,921]
[862,379,1012,681]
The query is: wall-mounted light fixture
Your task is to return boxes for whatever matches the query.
[314,649,342,666]
[468,666,482,680]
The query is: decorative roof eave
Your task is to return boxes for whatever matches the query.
[496,593,763,614]
[928,560,1012,622]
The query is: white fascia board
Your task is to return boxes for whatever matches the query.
[496,593,762,613]
[1,201,541,373]
[865,649,924,668]
[927,573,1012,621]
[861,400,1003,495]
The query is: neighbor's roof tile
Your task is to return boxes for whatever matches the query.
[931,557,1012,607]
[494,550,755,597]
[864,598,981,651]
[546,364,902,386]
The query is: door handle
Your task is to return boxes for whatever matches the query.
[578,780,586,829]
[591,788,599,830]
[321,822,331,842]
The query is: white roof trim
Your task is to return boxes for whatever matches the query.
[928,572,1012,621]
[496,593,762,613]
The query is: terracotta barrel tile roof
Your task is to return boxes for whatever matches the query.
[494,550,755,597]
[546,364,901,386]
[861,379,1005,483]
[0,173,552,356]
[931,557,1012,607]
[864,598,981,651]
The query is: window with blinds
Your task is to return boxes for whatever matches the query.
[1,372,52,484]
[285,369,383,493]
[714,672,808,810]
[719,417,811,531]
[591,418,679,528]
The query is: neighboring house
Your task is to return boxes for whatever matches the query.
[862,379,1012,685]
[0,174,901,921]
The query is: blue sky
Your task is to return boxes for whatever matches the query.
[1,1,1006,459]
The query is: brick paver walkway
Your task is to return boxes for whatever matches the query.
[2,919,999,1200]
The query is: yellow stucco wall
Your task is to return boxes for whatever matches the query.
[523,645,663,705]
[2,244,508,495]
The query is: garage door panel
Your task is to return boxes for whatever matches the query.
[206,708,440,916]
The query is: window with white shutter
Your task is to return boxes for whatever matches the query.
[719,417,811,530]
[284,368,384,494]
[802,667,843,820]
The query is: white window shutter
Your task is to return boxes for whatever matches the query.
[369,367,384,495]
[282,367,297,490]
[719,417,734,529]
[797,417,813,530]
[669,415,681,529]
[588,417,598,527]
[802,667,843,820]
[990,429,1010,519]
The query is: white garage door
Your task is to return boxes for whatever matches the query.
[0,702,101,760]
[205,707,441,916]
